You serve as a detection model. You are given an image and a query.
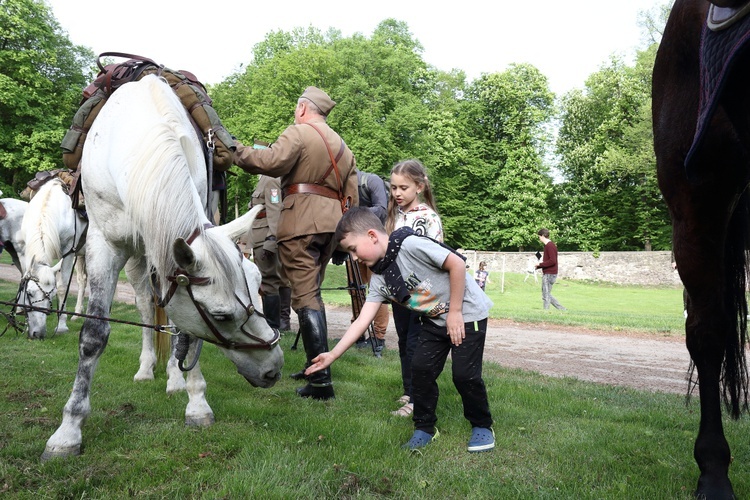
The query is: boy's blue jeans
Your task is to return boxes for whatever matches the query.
[411,318,493,435]
[541,273,565,310]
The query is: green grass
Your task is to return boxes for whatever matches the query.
[0,279,748,498]
[321,264,686,336]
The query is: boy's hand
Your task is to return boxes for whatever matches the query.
[447,311,465,346]
[305,352,335,375]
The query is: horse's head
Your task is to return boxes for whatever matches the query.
[163,209,283,388]
[19,257,61,339]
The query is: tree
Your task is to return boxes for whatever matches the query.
[459,64,555,250]
[554,47,668,251]
[0,0,94,195]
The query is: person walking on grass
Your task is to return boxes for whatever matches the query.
[306,207,495,452]
[535,228,566,311]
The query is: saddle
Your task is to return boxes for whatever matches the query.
[708,1,750,31]
[0,201,6,221]
[61,52,235,172]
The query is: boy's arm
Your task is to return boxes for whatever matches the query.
[305,301,382,374]
[443,252,466,346]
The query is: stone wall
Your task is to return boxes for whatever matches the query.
[460,250,682,287]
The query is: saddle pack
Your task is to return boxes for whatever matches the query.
[61,52,235,171]
[20,169,84,208]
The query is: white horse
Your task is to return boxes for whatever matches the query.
[18,180,87,338]
[0,198,28,274]
[43,74,283,460]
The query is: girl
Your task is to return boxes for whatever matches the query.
[386,159,444,416]
[474,261,489,291]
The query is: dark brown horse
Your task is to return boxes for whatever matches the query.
[653,0,750,497]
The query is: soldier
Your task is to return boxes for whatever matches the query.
[246,174,292,331]
[233,86,358,400]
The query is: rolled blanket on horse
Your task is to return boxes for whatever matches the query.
[61,52,235,171]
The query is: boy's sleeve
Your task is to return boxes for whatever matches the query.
[366,274,390,303]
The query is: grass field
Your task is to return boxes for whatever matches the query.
[0,262,747,498]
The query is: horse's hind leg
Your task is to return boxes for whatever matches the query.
[53,255,76,333]
[673,183,740,498]
[72,256,87,320]
[43,232,126,460]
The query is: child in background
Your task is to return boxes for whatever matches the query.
[307,207,495,452]
[474,261,489,291]
[385,159,444,417]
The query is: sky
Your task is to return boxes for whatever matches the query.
[45,0,665,97]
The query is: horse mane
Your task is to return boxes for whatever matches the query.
[122,75,233,297]
[23,179,64,266]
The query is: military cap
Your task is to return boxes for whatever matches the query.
[301,86,336,115]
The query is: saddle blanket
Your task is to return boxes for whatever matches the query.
[685,7,750,171]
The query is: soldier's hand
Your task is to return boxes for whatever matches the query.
[331,250,349,265]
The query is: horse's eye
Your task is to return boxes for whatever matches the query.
[211,314,230,322]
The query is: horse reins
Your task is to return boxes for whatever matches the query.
[154,226,280,352]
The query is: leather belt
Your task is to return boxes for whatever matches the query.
[282,183,340,200]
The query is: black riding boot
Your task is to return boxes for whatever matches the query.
[279,286,292,331]
[295,307,335,400]
[262,294,281,330]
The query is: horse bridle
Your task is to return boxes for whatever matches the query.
[18,272,56,312]
[156,227,280,351]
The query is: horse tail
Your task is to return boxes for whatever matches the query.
[722,188,750,418]
[154,303,170,365]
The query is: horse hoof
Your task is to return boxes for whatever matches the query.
[166,379,187,394]
[41,445,81,461]
[185,414,215,427]
[133,372,155,382]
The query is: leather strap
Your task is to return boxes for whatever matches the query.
[304,122,345,202]
[256,210,267,219]
[282,183,340,200]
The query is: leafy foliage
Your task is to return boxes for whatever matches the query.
[0,0,94,195]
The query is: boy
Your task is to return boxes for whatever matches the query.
[306,207,495,452]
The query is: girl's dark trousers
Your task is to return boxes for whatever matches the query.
[392,302,421,401]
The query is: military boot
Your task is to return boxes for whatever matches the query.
[279,286,292,331]
[262,294,281,330]
[295,307,335,400]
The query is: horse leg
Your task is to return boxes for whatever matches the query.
[72,255,87,320]
[54,255,76,333]
[125,258,185,391]
[42,232,126,460]
[166,335,187,394]
[674,203,737,498]
[183,338,214,427]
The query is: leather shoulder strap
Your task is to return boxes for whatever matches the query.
[304,122,344,200]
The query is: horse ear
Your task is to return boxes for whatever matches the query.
[216,204,266,242]
[173,238,197,270]
[50,259,63,274]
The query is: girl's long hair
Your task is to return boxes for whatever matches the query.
[385,159,438,234]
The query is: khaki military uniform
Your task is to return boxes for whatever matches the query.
[248,175,285,295]
[234,121,358,311]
